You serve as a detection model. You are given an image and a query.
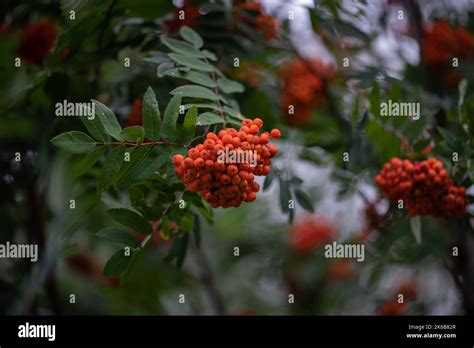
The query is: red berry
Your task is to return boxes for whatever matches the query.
[270,129,281,139]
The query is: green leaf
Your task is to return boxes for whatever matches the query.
[289,176,304,186]
[278,178,291,213]
[162,94,182,142]
[184,103,223,112]
[198,205,213,222]
[217,78,244,94]
[170,85,219,101]
[179,26,203,48]
[128,147,178,183]
[144,56,171,65]
[219,94,233,106]
[103,248,133,276]
[119,250,141,284]
[223,106,244,120]
[180,212,194,232]
[93,100,122,140]
[410,215,422,244]
[165,233,189,268]
[80,115,109,142]
[96,227,141,248]
[288,203,294,224]
[225,117,241,126]
[115,146,154,187]
[263,169,274,191]
[108,208,152,236]
[51,131,97,154]
[197,112,224,125]
[157,61,175,77]
[119,126,145,143]
[202,49,217,61]
[144,51,171,64]
[368,83,380,117]
[166,69,216,88]
[168,53,214,72]
[98,145,125,194]
[178,106,197,143]
[73,146,106,177]
[437,127,457,150]
[294,189,314,212]
[161,37,205,58]
[142,87,161,141]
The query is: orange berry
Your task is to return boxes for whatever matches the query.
[188,148,199,159]
[200,150,210,160]
[227,165,238,176]
[194,157,204,168]
[204,160,214,171]
[220,174,231,185]
[247,192,257,201]
[268,144,278,156]
[222,134,233,144]
[270,129,281,138]
[242,119,253,127]
[204,139,215,149]
[183,157,194,169]
[232,175,241,185]
[172,154,184,165]
[253,118,263,128]
[232,137,241,147]
[215,162,226,172]
[249,124,259,135]
[260,133,270,144]
[201,173,212,183]
[206,132,218,141]
[174,166,184,176]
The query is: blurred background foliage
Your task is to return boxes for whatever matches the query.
[0,0,473,315]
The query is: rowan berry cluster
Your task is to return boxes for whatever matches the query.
[235,0,279,40]
[162,0,200,33]
[173,118,281,208]
[422,21,474,86]
[17,19,57,67]
[289,216,335,255]
[280,58,333,127]
[375,157,467,218]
